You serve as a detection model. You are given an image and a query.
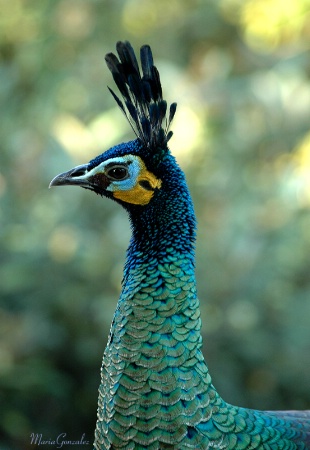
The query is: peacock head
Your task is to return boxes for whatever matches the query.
[50,41,179,211]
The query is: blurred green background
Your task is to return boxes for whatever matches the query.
[1,0,310,448]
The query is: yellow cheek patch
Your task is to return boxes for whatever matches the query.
[113,161,162,206]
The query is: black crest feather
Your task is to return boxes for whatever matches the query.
[105,41,177,151]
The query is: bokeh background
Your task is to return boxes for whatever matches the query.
[1,0,310,448]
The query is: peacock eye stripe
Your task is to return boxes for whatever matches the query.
[104,160,132,169]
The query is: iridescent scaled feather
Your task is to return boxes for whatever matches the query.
[50,42,310,449]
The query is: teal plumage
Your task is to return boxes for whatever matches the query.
[50,42,310,449]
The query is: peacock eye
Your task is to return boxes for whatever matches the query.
[106,166,129,181]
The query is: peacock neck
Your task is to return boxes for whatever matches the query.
[115,160,204,346]
[123,155,197,284]
[124,210,196,285]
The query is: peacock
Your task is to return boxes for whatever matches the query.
[50,41,310,449]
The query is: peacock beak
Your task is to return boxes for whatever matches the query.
[49,164,90,188]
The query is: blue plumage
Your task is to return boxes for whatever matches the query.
[50,41,310,449]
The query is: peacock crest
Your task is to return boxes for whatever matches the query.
[105,41,177,153]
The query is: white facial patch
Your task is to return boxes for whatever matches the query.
[88,155,142,192]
